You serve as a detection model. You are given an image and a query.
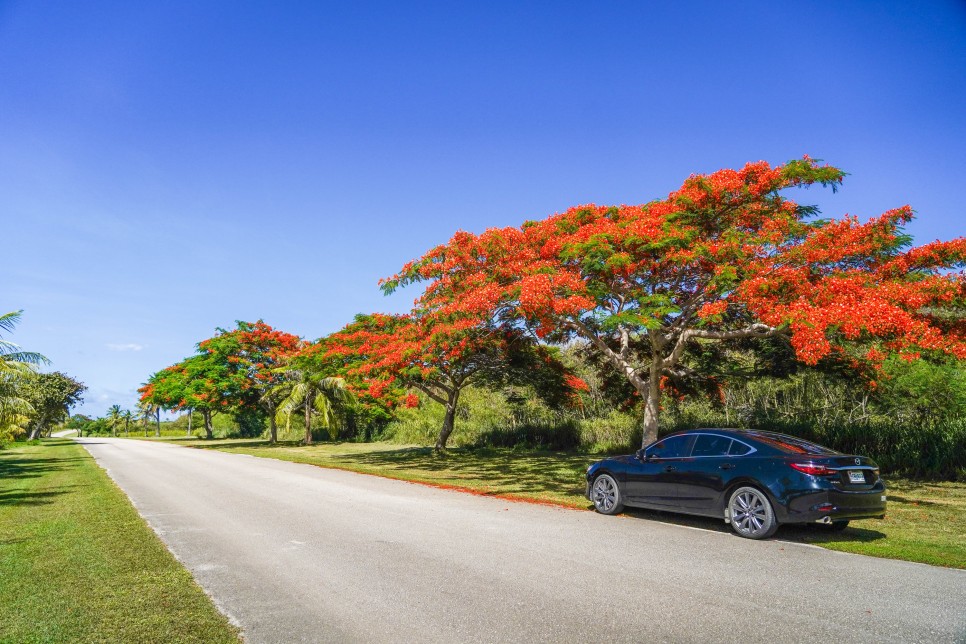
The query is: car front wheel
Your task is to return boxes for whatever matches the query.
[591,474,623,515]
[728,486,778,539]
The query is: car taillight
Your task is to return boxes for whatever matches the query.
[789,462,838,477]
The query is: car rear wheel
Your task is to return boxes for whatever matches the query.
[591,474,623,515]
[728,486,778,539]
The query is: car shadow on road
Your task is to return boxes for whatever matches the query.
[618,505,887,544]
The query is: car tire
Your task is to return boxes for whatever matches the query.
[728,486,779,539]
[591,473,624,515]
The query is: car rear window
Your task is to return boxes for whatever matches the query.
[691,434,732,457]
[728,440,752,456]
[745,432,840,455]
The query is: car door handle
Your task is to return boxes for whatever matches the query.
[664,466,676,472]
[720,463,735,470]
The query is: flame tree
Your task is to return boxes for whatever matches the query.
[324,312,574,450]
[140,321,300,440]
[383,158,966,446]
[199,321,300,443]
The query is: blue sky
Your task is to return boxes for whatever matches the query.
[2,1,964,416]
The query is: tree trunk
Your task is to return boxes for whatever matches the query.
[434,390,460,452]
[303,393,313,445]
[28,425,41,441]
[143,417,148,437]
[202,409,213,440]
[187,409,193,437]
[266,400,277,444]
[124,419,130,437]
[155,409,161,437]
[641,360,661,448]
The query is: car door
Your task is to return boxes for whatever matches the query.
[624,435,695,506]
[674,433,735,512]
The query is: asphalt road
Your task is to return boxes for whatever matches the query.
[76,438,966,643]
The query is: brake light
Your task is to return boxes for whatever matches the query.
[790,462,838,476]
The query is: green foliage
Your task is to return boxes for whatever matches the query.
[878,356,966,422]
[21,372,86,437]
[384,386,577,450]
[230,408,267,438]
[64,413,92,429]
[0,311,48,445]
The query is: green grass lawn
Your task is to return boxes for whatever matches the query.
[0,439,240,643]
[168,437,966,569]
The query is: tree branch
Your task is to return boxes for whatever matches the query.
[663,323,788,369]
[412,382,450,406]
[566,318,649,392]
[688,322,789,341]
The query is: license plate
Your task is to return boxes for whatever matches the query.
[848,470,866,484]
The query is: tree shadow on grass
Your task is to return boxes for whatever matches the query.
[0,456,86,482]
[882,494,940,507]
[192,440,299,450]
[0,488,71,507]
[325,446,599,499]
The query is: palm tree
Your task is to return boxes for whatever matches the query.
[0,364,34,442]
[0,311,49,368]
[121,409,134,437]
[0,311,46,443]
[274,370,352,445]
[136,401,152,437]
[137,400,162,437]
[106,405,123,437]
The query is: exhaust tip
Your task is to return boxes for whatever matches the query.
[816,516,832,525]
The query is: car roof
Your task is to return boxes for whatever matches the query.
[661,428,840,455]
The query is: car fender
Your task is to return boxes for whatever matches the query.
[720,476,790,523]
[587,460,628,484]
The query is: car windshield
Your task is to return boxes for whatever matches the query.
[745,431,840,455]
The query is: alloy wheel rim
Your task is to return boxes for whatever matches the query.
[732,490,768,535]
[593,476,616,512]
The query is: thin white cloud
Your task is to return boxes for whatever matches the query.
[106,343,144,352]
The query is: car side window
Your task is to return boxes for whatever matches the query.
[691,434,731,457]
[728,440,752,456]
[648,435,694,459]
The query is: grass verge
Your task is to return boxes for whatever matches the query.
[165,437,966,569]
[0,439,240,643]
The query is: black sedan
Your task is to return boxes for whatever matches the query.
[585,429,887,539]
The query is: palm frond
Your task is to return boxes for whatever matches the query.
[0,311,23,334]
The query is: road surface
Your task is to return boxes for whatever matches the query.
[76,438,966,643]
